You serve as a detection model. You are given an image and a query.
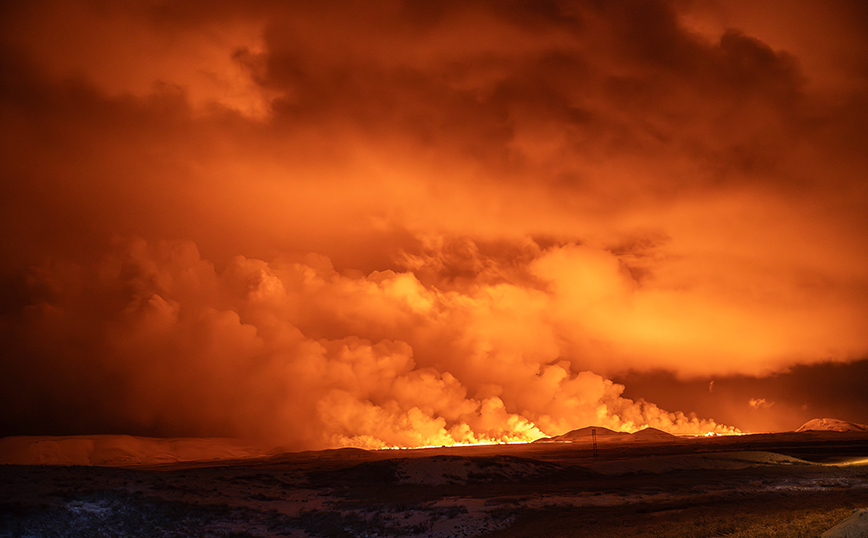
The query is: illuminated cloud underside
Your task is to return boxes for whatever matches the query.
[0,0,866,447]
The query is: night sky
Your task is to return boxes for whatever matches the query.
[1,0,867,449]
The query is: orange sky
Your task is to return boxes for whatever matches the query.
[1,0,867,448]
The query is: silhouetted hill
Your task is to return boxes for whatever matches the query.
[533,426,677,444]
[632,427,678,441]
[796,418,868,433]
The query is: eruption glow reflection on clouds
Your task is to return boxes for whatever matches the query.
[1,0,867,448]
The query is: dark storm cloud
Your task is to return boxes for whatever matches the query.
[239,0,810,196]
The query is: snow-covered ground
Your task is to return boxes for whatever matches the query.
[2,431,868,537]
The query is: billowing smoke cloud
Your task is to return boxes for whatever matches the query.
[2,239,738,448]
[1,0,867,444]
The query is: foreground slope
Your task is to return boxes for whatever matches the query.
[2,433,868,538]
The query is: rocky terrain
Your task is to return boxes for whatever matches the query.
[3,422,868,537]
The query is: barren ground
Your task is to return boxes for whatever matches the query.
[2,432,868,537]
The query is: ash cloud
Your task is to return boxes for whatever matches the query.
[1,240,740,447]
[1,0,867,443]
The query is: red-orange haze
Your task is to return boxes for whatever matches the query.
[1,1,867,449]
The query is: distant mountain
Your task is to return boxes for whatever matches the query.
[533,426,616,443]
[533,426,677,444]
[555,426,630,442]
[796,418,868,433]
[0,435,267,466]
[632,427,678,441]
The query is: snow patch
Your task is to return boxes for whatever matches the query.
[822,508,868,538]
[797,418,868,433]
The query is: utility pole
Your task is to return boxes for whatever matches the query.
[591,428,599,459]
